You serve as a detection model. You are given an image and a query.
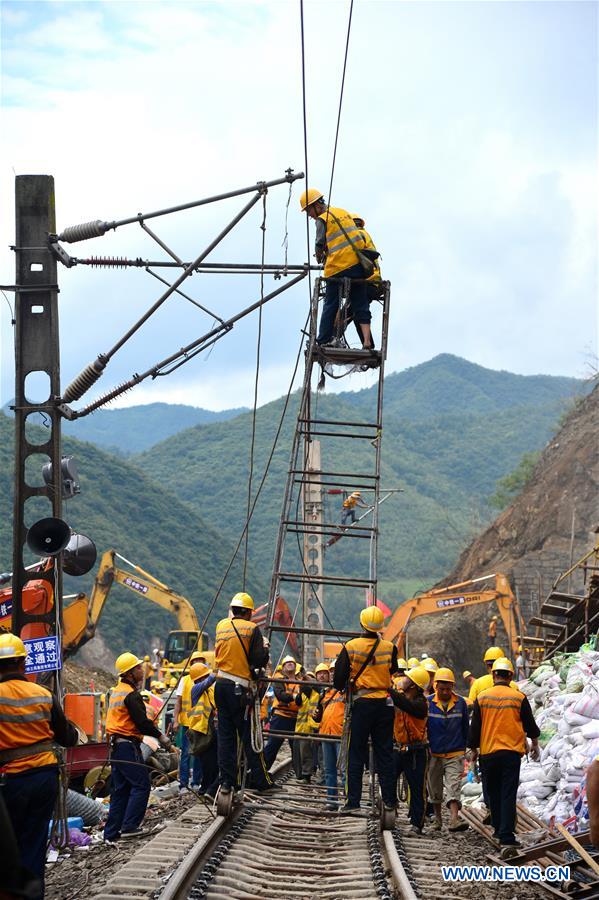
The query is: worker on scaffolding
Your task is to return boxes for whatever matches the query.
[334,606,398,816]
[214,592,272,795]
[352,214,382,302]
[390,665,429,835]
[300,189,378,349]
[0,633,79,898]
[264,655,300,770]
[341,490,369,526]
[468,657,540,856]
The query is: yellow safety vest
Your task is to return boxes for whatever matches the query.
[0,678,57,774]
[214,617,257,681]
[295,688,320,735]
[318,206,367,277]
[469,673,517,702]
[478,684,527,756]
[178,674,193,727]
[359,228,381,282]
[188,684,215,734]
[106,681,142,739]
[345,636,394,699]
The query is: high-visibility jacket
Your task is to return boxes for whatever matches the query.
[188,684,215,735]
[469,673,517,702]
[295,688,320,734]
[0,679,57,774]
[343,495,358,509]
[318,206,367,277]
[177,674,193,726]
[272,677,300,719]
[106,681,142,739]
[319,689,345,737]
[359,228,381,283]
[427,692,469,758]
[478,684,528,756]
[214,617,257,681]
[345,636,394,699]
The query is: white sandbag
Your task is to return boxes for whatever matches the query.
[519,779,553,799]
[520,765,546,783]
[582,720,599,740]
[572,686,599,720]
[564,707,592,727]
[461,782,482,797]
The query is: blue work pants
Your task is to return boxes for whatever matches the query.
[214,680,270,790]
[1,766,58,899]
[322,739,341,803]
[264,714,296,769]
[104,739,150,840]
[479,751,521,845]
[346,699,395,808]
[395,747,429,830]
[317,263,370,344]
[178,726,202,787]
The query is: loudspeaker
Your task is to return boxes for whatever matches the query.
[63,533,97,577]
[26,517,71,557]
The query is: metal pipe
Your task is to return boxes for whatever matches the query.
[269,625,362,637]
[298,418,380,428]
[139,221,184,265]
[75,257,318,272]
[104,192,261,360]
[145,266,225,323]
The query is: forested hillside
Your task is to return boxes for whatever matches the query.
[0,414,266,655]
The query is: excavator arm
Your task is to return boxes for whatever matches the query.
[382,573,524,659]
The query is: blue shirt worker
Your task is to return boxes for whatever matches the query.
[300,189,376,349]
[0,633,78,900]
[334,606,398,815]
[104,651,173,842]
[427,667,470,832]
[214,592,272,797]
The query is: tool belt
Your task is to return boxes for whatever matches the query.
[0,740,58,765]
[394,741,429,753]
[216,670,251,689]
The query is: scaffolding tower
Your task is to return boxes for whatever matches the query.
[267,277,391,670]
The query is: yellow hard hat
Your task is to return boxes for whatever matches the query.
[300,187,324,211]
[518,645,523,652]
[295,663,302,674]
[422,657,438,673]
[434,667,455,683]
[190,651,205,663]
[405,667,430,691]
[463,670,472,679]
[230,592,254,611]
[484,646,504,663]
[143,655,150,661]
[169,677,178,687]
[352,491,362,497]
[492,657,514,675]
[140,690,152,702]
[190,662,210,681]
[115,652,144,675]
[305,671,316,679]
[0,633,27,660]
[359,606,385,632]
[281,655,296,666]
[396,658,408,670]
[315,663,329,674]
[407,657,420,668]
[492,615,498,620]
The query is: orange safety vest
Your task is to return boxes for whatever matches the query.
[319,689,345,737]
[214,617,257,681]
[345,636,394,700]
[0,678,57,775]
[318,206,367,277]
[393,693,428,746]
[106,681,143,739]
[478,684,527,756]
[272,676,300,719]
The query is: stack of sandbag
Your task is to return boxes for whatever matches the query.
[517,642,599,830]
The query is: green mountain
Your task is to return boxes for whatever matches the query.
[136,356,586,627]
[2,402,248,455]
[0,414,266,655]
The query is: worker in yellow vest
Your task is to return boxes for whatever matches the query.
[173,650,206,793]
[469,647,517,702]
[214,592,272,795]
[264,654,300,769]
[468,657,540,855]
[0,633,78,899]
[187,662,218,797]
[293,672,320,783]
[104,651,173,842]
[312,660,346,810]
[334,606,398,815]
[341,490,369,526]
[300,189,378,349]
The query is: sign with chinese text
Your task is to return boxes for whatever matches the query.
[24,636,62,673]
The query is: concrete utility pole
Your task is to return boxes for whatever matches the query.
[302,440,324,670]
[12,176,63,680]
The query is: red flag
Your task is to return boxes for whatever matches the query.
[375,598,392,618]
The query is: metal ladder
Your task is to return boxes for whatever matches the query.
[267,276,391,670]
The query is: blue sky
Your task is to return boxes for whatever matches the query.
[1,0,597,410]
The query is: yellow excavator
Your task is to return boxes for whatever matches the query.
[61,550,211,667]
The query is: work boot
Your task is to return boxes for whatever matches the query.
[339,804,360,815]
[408,825,422,836]
[448,819,468,832]
[432,817,442,831]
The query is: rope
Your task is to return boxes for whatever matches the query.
[243,191,267,588]
[299,0,313,299]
